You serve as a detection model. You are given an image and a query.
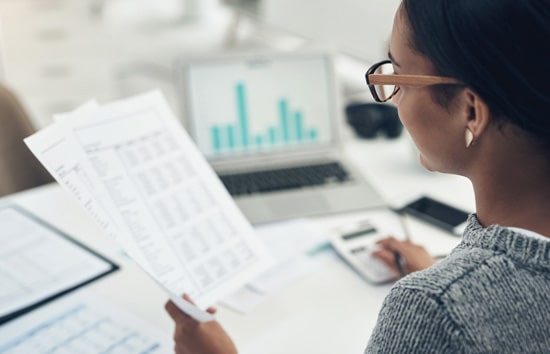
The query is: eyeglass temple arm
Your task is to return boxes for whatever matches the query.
[368,74,461,88]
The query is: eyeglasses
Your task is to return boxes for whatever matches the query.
[365,60,463,102]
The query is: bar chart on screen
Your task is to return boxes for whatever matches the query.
[210,82,319,154]
[186,56,333,157]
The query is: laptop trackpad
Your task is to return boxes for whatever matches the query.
[269,194,330,216]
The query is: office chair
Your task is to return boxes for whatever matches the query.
[0,85,53,196]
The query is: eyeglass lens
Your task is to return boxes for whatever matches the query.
[373,62,397,102]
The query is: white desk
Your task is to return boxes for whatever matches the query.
[5,135,474,354]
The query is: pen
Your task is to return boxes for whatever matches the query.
[396,211,411,241]
[393,250,407,278]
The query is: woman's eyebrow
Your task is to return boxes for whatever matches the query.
[388,51,400,67]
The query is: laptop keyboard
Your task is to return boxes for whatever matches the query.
[219,162,351,196]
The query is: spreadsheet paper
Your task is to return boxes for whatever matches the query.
[24,91,273,321]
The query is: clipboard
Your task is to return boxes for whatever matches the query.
[0,205,118,324]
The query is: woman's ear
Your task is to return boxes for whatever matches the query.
[462,88,491,140]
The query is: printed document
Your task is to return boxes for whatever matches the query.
[0,292,172,353]
[24,91,273,322]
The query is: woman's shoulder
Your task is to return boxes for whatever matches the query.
[392,236,550,317]
[369,243,550,354]
[397,214,550,298]
[393,243,494,298]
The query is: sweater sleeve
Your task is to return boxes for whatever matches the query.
[365,286,465,354]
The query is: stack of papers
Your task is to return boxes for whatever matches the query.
[24,91,273,322]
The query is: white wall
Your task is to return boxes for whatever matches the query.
[261,0,402,64]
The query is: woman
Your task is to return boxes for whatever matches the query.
[165,0,550,352]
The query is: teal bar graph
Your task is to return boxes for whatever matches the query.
[210,82,319,153]
[212,126,221,152]
[236,83,249,147]
[309,129,318,140]
[294,112,303,141]
[227,125,235,150]
[268,127,277,144]
[279,100,290,142]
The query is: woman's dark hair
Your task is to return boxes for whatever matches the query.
[401,0,550,149]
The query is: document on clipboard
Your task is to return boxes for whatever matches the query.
[24,91,273,322]
[0,205,118,325]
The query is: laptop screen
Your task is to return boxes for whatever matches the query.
[184,54,335,159]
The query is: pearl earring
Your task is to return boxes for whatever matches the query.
[465,128,474,148]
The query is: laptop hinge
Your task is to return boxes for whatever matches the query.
[210,148,341,174]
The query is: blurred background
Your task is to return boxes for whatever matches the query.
[0,0,401,128]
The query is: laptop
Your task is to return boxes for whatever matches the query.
[177,51,385,224]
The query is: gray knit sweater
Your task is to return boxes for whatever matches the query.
[365,215,550,353]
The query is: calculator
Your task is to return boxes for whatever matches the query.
[330,210,408,284]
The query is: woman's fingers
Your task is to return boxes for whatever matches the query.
[165,294,217,319]
[372,249,399,274]
[182,293,195,304]
[165,300,191,323]
[376,237,437,273]
[376,237,412,253]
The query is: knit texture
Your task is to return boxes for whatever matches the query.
[365,215,550,353]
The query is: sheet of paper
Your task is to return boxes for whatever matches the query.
[0,292,172,353]
[221,286,267,314]
[247,252,335,295]
[221,219,336,312]
[24,91,273,321]
[0,206,116,323]
[247,219,332,294]
[221,251,336,313]
[253,219,330,263]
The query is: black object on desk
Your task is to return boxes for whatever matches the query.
[345,102,403,139]
[399,195,469,236]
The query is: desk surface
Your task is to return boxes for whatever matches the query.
[6,135,473,354]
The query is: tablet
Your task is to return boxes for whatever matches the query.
[0,205,118,324]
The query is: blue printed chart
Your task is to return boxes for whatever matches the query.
[186,56,334,157]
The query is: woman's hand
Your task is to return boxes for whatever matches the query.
[165,294,237,354]
[372,237,437,276]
